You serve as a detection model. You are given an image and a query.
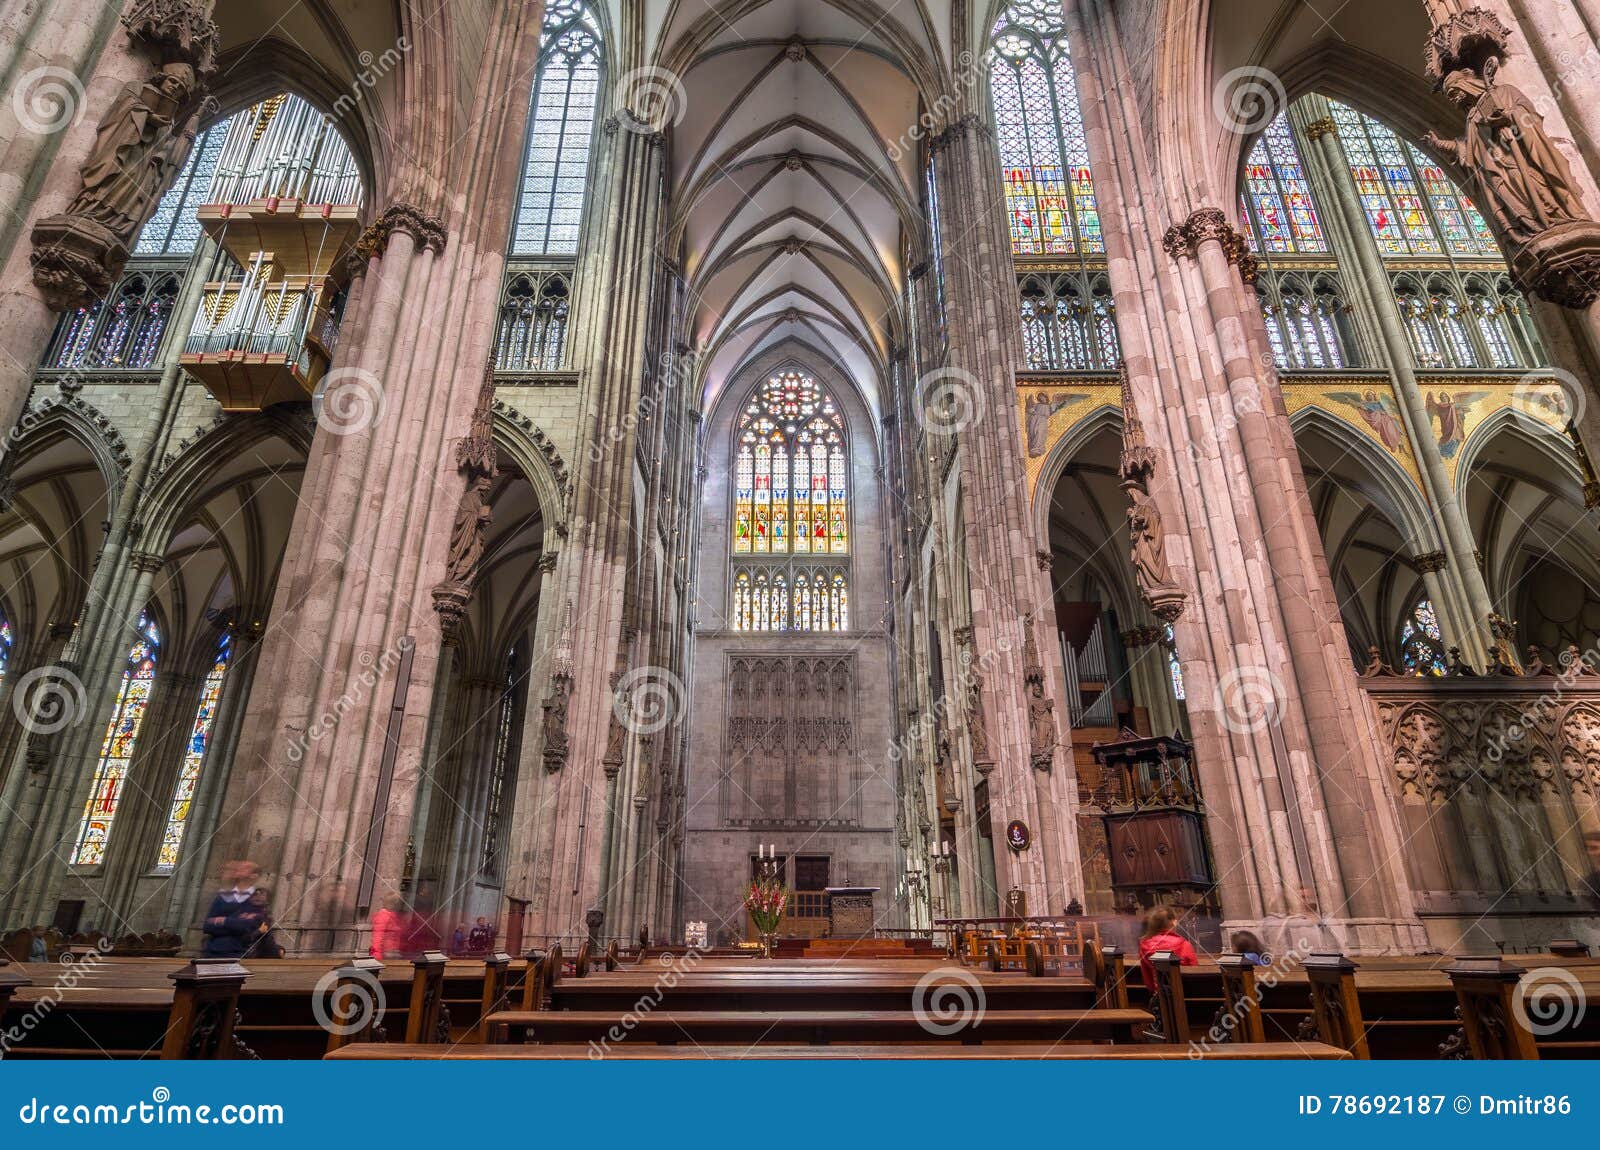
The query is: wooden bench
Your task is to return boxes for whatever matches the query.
[328,1040,1348,1060]
[484,1007,1151,1045]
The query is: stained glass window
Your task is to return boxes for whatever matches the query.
[1240,113,1327,254]
[71,609,160,866]
[1330,103,1499,259]
[156,632,230,870]
[1165,624,1185,702]
[1017,273,1120,369]
[733,373,848,557]
[0,607,11,682]
[731,372,851,633]
[512,1,602,256]
[990,0,1102,257]
[132,116,231,256]
[45,273,181,370]
[1400,598,1447,676]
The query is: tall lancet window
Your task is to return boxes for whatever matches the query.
[72,609,161,866]
[731,372,850,632]
[480,644,524,878]
[1400,597,1447,676]
[989,0,1101,257]
[512,1,603,256]
[0,606,11,682]
[156,632,231,870]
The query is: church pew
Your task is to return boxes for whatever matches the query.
[0,959,249,1059]
[543,972,1102,1014]
[484,1006,1154,1046]
[328,1040,1349,1060]
[1443,957,1600,1060]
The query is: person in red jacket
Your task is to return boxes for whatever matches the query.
[1137,905,1198,992]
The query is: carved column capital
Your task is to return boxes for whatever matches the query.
[129,551,166,574]
[1302,116,1338,141]
[1414,550,1449,573]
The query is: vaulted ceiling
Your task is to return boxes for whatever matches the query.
[655,0,951,419]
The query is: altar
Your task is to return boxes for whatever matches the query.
[824,886,879,939]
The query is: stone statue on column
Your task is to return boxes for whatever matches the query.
[1023,619,1057,773]
[541,602,575,774]
[432,367,498,638]
[30,0,218,310]
[1117,367,1187,623]
[1423,7,1600,307]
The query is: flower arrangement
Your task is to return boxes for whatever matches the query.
[744,875,789,937]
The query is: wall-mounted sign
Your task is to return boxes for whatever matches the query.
[1005,819,1031,852]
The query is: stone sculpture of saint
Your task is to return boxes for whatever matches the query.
[1424,61,1590,248]
[446,474,493,581]
[69,62,200,238]
[1126,485,1175,598]
[1027,678,1055,770]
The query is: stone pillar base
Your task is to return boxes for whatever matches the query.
[1223,914,1432,959]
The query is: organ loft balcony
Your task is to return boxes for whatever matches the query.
[180,255,341,411]
[195,94,363,279]
[178,95,362,410]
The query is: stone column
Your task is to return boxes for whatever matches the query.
[1294,100,1493,662]
[1066,0,1425,953]
[926,114,1084,919]
[200,4,550,953]
[522,117,666,944]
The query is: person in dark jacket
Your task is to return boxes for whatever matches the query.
[202,860,264,958]
[241,888,284,959]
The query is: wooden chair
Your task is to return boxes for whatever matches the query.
[1098,944,1130,1010]
[575,939,593,977]
[604,940,620,971]
[1146,951,1191,1043]
[1301,952,1369,1059]
[1214,954,1265,1044]
[403,951,450,1044]
[1443,958,1538,1059]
